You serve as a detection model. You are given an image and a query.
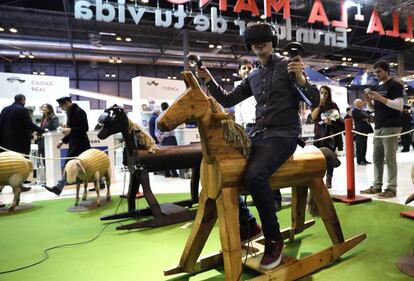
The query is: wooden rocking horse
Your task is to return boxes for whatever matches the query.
[159,72,366,280]
[97,105,202,229]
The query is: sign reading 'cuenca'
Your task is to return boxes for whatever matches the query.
[74,0,414,49]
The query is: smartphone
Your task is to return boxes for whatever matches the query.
[364,88,371,94]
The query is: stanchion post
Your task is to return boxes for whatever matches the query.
[345,118,355,199]
[332,118,372,205]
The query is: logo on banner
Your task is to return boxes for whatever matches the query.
[146,80,160,86]
[7,77,25,83]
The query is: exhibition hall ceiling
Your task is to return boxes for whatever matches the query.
[1,0,414,80]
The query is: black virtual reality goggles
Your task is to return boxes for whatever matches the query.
[243,23,278,50]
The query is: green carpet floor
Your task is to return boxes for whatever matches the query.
[0,194,413,281]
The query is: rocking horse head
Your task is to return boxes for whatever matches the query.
[97,105,129,140]
[157,72,209,132]
[158,71,251,160]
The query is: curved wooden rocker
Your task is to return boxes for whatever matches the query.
[97,105,202,229]
[159,71,366,281]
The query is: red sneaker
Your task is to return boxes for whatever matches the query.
[259,240,283,270]
[240,223,262,244]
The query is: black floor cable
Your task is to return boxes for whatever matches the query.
[0,166,132,275]
[0,223,111,275]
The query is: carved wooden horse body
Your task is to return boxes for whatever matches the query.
[97,105,201,229]
[159,72,366,281]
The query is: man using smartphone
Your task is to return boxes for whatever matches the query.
[361,60,403,198]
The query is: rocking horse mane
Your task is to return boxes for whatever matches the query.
[208,98,251,158]
[127,119,158,153]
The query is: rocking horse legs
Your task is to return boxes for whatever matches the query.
[309,178,344,244]
[165,188,218,275]
[290,187,308,241]
[216,188,242,281]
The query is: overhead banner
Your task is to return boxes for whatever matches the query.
[0,72,69,106]
[75,0,414,49]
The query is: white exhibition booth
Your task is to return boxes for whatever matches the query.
[0,72,116,185]
[131,76,200,145]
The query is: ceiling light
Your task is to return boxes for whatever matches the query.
[167,76,171,79]
[9,27,17,33]
[411,38,414,42]
[99,32,116,36]
[342,57,347,61]
[125,37,132,42]
[324,67,330,70]
[232,73,238,77]
[260,15,266,19]
[221,78,226,81]
[346,28,352,32]
[353,63,359,67]
[111,73,116,78]
[105,73,110,77]
[394,63,398,66]
[226,78,230,82]
[141,0,149,3]
[116,36,122,41]
[347,74,352,77]
[109,57,114,63]
[28,53,35,59]
[19,52,25,58]
[32,70,38,75]
[216,45,223,49]
[390,62,394,66]
[283,51,289,56]
[116,57,122,63]
[0,26,4,32]
[172,76,177,80]
[208,44,215,49]
[40,71,45,75]
[347,58,352,61]
[405,38,411,42]
[341,62,347,66]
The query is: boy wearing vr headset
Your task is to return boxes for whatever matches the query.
[197,23,319,270]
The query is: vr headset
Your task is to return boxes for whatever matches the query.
[243,23,278,51]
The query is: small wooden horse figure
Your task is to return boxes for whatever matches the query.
[97,105,202,229]
[159,72,366,281]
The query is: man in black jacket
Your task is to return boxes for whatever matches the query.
[197,23,319,270]
[43,96,91,195]
[0,94,44,155]
[352,99,372,165]
[0,94,44,192]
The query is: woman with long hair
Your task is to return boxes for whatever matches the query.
[37,103,59,158]
[311,85,342,188]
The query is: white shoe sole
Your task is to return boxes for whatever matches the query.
[259,253,282,270]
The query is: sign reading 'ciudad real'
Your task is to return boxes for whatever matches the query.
[75,0,413,49]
